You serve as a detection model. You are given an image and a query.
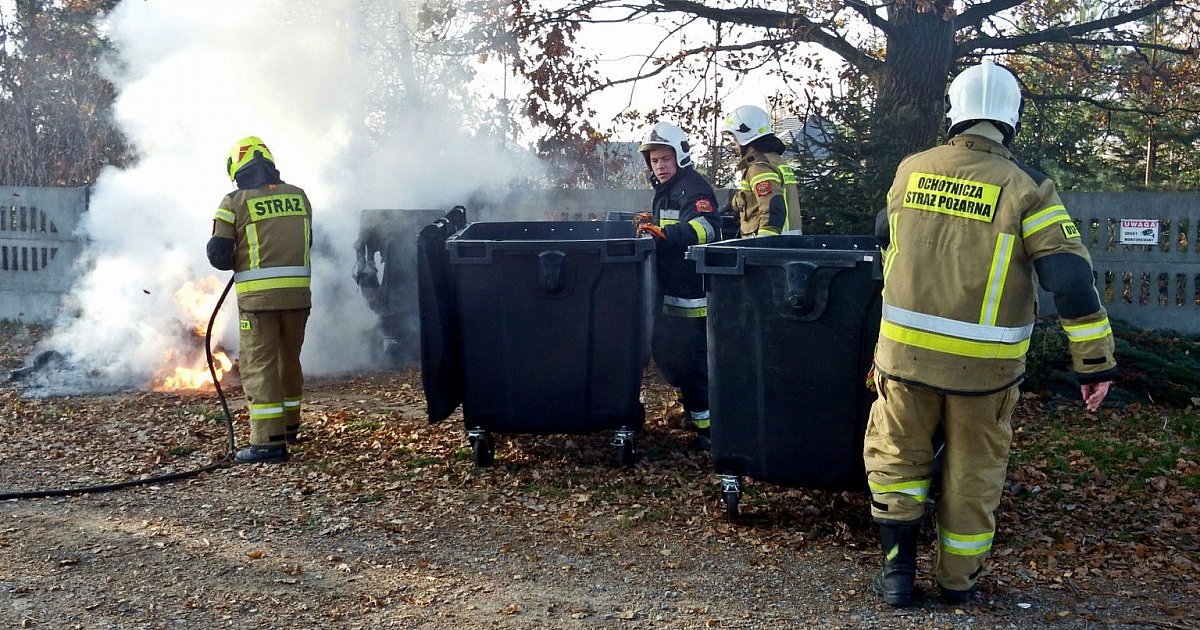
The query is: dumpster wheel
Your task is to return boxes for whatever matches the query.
[611,429,637,467]
[468,429,495,468]
[718,475,742,520]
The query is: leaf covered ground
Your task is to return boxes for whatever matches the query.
[0,322,1197,629]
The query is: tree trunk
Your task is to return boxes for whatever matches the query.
[865,2,956,197]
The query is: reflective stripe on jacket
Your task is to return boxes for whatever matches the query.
[875,134,1114,393]
[212,182,313,311]
[731,148,801,236]
[649,166,721,318]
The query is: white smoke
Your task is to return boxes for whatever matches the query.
[34,0,539,392]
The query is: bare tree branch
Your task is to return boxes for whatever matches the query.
[500,0,1200,190]
[1050,37,1193,55]
[843,0,893,37]
[523,2,651,30]
[1030,92,1200,117]
[581,35,811,99]
[647,0,880,74]
[955,0,1025,33]
[957,0,1191,56]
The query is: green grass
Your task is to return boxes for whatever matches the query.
[1014,403,1199,492]
[1026,320,1200,407]
[346,420,383,432]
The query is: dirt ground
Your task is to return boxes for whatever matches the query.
[0,325,1195,629]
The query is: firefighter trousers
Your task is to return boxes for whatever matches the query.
[863,373,1019,591]
[650,311,708,414]
[238,308,310,446]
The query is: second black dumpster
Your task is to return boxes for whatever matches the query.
[357,208,462,366]
[418,219,655,467]
[688,234,883,517]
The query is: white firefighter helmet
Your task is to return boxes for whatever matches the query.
[721,105,773,146]
[946,59,1022,139]
[639,121,693,168]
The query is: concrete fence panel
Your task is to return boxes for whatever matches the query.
[0,186,88,322]
[1054,192,1200,335]
[3,186,1198,334]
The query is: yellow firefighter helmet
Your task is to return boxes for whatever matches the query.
[225,136,275,181]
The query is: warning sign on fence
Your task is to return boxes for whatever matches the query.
[1119,219,1159,245]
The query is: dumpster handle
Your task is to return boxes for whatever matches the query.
[784,260,819,310]
[538,250,567,294]
[688,246,744,275]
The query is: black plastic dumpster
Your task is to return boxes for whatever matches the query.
[416,207,468,423]
[688,234,882,517]
[418,219,655,467]
[356,207,464,365]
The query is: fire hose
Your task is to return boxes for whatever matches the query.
[0,277,237,500]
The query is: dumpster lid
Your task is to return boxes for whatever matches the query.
[688,234,880,276]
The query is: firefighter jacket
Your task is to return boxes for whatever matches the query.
[875,134,1116,394]
[649,166,720,317]
[211,181,313,312]
[730,148,801,236]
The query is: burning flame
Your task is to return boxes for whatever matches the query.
[158,348,234,390]
[153,276,237,391]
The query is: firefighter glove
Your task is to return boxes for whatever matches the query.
[637,223,666,240]
[633,212,653,226]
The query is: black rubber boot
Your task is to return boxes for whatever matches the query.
[234,445,289,464]
[690,427,711,451]
[872,521,920,606]
[940,585,975,604]
[285,423,302,444]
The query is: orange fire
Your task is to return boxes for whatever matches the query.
[158,348,234,390]
[153,276,237,391]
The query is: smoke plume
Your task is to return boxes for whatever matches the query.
[30,0,538,394]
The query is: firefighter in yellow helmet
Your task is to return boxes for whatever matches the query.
[721,105,802,236]
[864,60,1115,605]
[207,136,313,464]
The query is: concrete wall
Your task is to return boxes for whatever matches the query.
[1052,192,1200,334]
[0,186,88,322]
[4,186,1199,334]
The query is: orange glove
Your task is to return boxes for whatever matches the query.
[633,212,653,226]
[637,222,666,239]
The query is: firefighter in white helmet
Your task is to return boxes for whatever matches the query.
[864,60,1116,605]
[635,121,721,449]
[207,136,314,464]
[721,105,802,236]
